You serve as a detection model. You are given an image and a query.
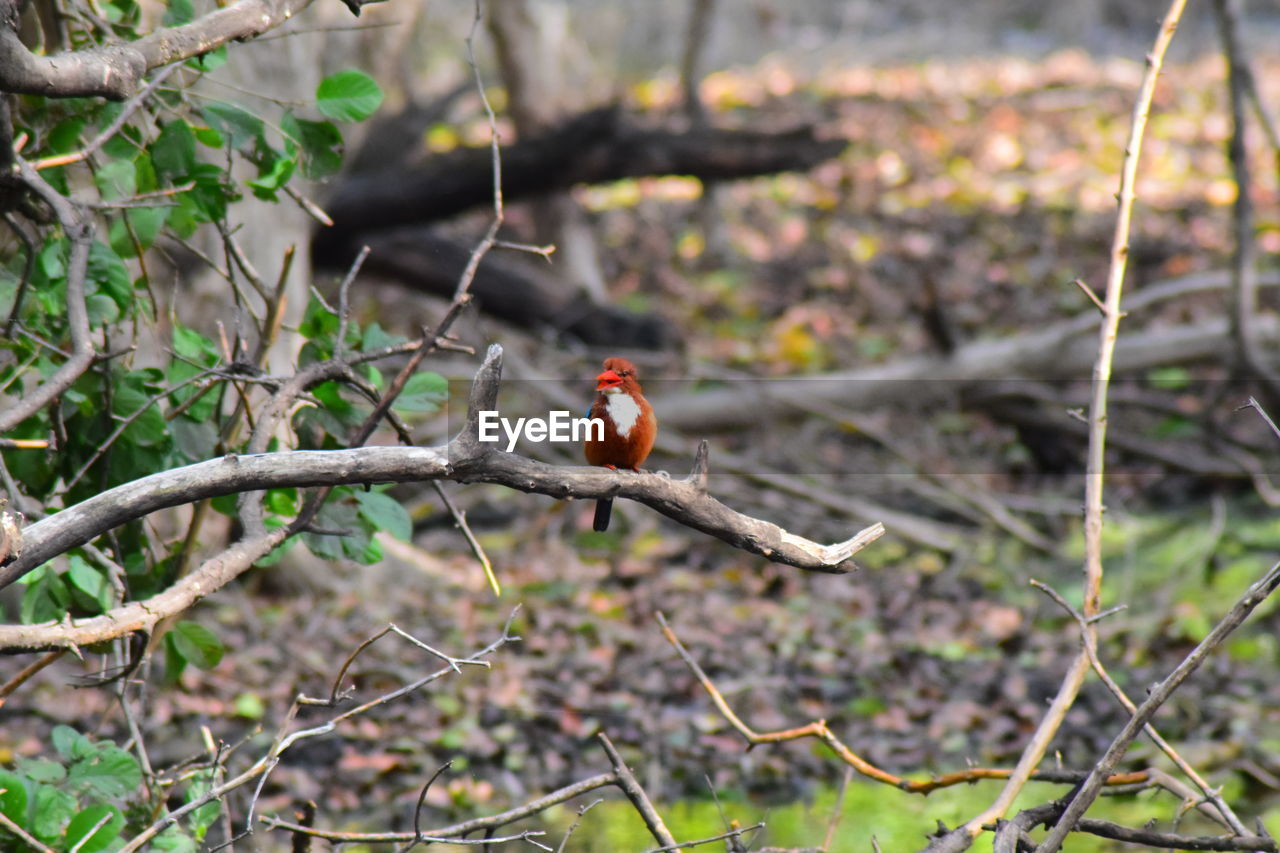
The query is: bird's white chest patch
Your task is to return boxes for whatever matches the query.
[604,389,642,439]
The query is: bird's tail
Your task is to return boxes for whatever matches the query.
[593,498,613,532]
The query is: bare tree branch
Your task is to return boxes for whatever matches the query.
[0,158,95,434]
[939,4,1192,850]
[0,345,882,649]
[0,0,328,100]
[1032,558,1280,852]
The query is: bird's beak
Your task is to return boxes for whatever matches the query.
[595,369,623,391]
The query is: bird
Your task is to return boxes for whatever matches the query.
[583,357,657,532]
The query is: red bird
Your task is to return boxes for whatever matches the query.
[583,357,657,532]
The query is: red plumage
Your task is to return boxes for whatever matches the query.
[583,357,657,531]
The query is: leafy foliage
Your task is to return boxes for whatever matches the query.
[0,726,149,852]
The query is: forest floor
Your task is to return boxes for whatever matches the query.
[7,50,1280,848]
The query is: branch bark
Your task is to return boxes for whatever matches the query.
[0,0,321,99]
[317,106,846,249]
[0,345,882,649]
[0,158,95,435]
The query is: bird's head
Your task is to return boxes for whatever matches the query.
[596,357,641,395]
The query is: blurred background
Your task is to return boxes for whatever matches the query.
[7,1,1280,849]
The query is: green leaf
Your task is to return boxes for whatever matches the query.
[281,112,344,178]
[299,293,340,339]
[356,489,412,541]
[265,488,298,516]
[67,555,113,614]
[182,162,239,224]
[173,326,218,362]
[68,745,141,798]
[169,620,224,670]
[152,119,197,181]
[303,492,360,560]
[51,726,91,761]
[201,102,266,151]
[361,322,405,352]
[0,770,29,825]
[13,757,64,784]
[396,371,448,413]
[94,157,136,201]
[192,123,223,147]
[163,632,189,683]
[87,241,133,312]
[65,804,124,852]
[135,149,158,193]
[170,418,218,462]
[162,0,194,26]
[1148,366,1190,390]
[85,293,121,326]
[31,784,75,842]
[184,772,221,840]
[312,380,358,424]
[98,119,142,161]
[112,379,168,447]
[112,204,170,257]
[189,45,228,73]
[47,118,86,155]
[246,149,296,200]
[21,569,70,624]
[352,533,383,564]
[316,70,384,122]
[232,692,266,720]
[37,238,66,281]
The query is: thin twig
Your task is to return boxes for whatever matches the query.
[0,650,65,707]
[410,761,453,844]
[33,64,182,170]
[432,481,500,596]
[263,772,620,842]
[1030,579,1244,832]
[0,809,55,852]
[555,798,604,853]
[1035,559,1280,852]
[658,613,1144,798]
[964,3,1190,847]
[822,768,853,852]
[647,823,765,853]
[1072,278,1109,316]
[2,212,38,335]
[334,245,371,360]
[0,159,96,435]
[598,732,682,852]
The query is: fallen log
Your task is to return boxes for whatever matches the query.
[317,105,847,247]
[357,227,675,350]
[655,310,1280,431]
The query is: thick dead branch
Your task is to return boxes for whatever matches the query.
[351,227,674,349]
[0,0,325,99]
[317,106,845,245]
[0,345,881,649]
[658,313,1280,432]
